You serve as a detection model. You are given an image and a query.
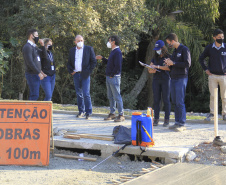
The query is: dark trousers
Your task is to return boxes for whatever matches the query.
[73,73,92,115]
[41,74,56,101]
[152,78,171,120]
[170,77,188,125]
[25,72,40,100]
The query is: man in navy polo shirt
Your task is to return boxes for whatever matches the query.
[200,29,226,121]
[164,33,191,132]
[199,29,226,145]
[96,35,125,122]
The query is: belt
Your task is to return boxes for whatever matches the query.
[76,71,81,73]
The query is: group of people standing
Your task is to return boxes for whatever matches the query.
[23,29,125,122]
[150,29,226,135]
[22,28,226,134]
[22,29,56,101]
[149,33,191,132]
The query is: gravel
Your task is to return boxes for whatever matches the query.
[186,141,226,166]
[0,148,154,185]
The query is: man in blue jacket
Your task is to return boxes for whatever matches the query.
[165,33,191,132]
[96,35,125,122]
[67,35,97,119]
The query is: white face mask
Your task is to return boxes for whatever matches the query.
[77,41,84,48]
[107,42,112,48]
[156,50,162,55]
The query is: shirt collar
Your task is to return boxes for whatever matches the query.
[76,46,84,50]
[212,42,225,50]
[112,46,119,51]
[27,40,36,47]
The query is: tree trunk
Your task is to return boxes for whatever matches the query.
[127,37,158,107]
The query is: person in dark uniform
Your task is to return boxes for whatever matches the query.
[22,28,46,100]
[40,38,56,101]
[148,40,171,127]
[165,33,191,132]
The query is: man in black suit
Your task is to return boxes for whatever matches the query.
[22,28,47,100]
[67,35,97,119]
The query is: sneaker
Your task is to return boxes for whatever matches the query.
[153,119,159,126]
[76,112,85,118]
[169,124,180,130]
[114,115,125,122]
[213,136,226,146]
[163,119,169,127]
[223,115,226,121]
[204,113,214,122]
[104,113,116,120]
[175,125,187,132]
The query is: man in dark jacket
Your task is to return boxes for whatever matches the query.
[67,35,96,119]
[165,33,191,131]
[96,35,125,122]
[22,28,46,100]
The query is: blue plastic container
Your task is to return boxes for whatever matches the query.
[131,112,154,147]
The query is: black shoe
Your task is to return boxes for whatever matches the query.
[163,119,169,127]
[85,115,90,120]
[213,136,226,146]
[204,113,214,122]
[153,119,159,126]
[76,112,85,118]
[223,115,226,121]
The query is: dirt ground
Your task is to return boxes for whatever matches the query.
[186,141,226,166]
[1,142,226,185]
[0,148,154,185]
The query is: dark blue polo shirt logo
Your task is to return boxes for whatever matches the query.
[221,52,226,56]
[177,53,182,57]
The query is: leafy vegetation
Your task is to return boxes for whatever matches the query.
[0,0,225,113]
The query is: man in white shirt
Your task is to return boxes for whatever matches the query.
[67,35,97,119]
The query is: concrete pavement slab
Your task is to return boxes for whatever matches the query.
[123,163,226,185]
[52,111,226,164]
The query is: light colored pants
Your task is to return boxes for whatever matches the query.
[208,74,226,115]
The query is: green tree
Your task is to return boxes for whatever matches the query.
[127,0,220,109]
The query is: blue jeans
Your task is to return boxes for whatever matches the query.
[25,72,41,100]
[41,74,56,101]
[73,73,92,115]
[152,78,171,119]
[170,77,188,126]
[106,76,124,115]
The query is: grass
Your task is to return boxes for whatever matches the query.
[53,103,206,120]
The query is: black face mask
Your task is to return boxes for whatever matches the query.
[216,38,224,45]
[32,35,39,44]
[48,45,53,50]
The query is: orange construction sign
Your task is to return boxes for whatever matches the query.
[0,101,52,166]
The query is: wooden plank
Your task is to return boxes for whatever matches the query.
[54,154,97,161]
[64,134,114,141]
[63,135,80,140]
[75,133,114,137]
